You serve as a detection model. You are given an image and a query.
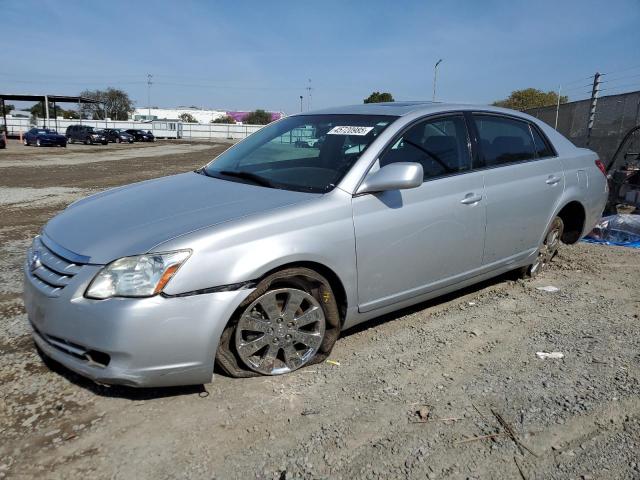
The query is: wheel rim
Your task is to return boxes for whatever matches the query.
[234,288,325,375]
[531,219,563,274]
[36,139,40,146]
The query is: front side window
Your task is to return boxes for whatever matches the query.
[380,114,471,180]
[473,115,535,166]
[204,114,396,193]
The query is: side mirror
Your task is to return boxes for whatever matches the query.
[357,162,424,194]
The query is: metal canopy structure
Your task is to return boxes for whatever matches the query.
[0,93,101,134]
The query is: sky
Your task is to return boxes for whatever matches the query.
[2,0,640,114]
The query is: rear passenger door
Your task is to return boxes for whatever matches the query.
[472,113,564,266]
[352,114,486,312]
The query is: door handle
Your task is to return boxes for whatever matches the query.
[545,175,561,185]
[461,193,483,205]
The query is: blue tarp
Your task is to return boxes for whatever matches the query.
[583,214,640,249]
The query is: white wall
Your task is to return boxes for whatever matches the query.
[2,117,265,140]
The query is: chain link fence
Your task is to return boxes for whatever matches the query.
[525,90,640,167]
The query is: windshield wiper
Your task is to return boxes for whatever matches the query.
[217,170,274,188]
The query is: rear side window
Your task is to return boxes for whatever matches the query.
[473,115,535,166]
[380,114,471,180]
[530,124,555,158]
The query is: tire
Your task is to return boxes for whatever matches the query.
[521,216,564,278]
[84,137,90,145]
[216,267,341,378]
[36,139,41,147]
[117,137,121,143]
[68,137,74,144]
[24,138,29,146]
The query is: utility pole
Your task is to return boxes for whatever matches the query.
[306,79,312,111]
[554,84,562,130]
[586,72,601,146]
[432,59,443,102]
[299,95,303,113]
[43,95,50,129]
[147,74,153,119]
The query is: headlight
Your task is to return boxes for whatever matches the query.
[85,250,191,299]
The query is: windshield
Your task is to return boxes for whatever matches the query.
[203,114,396,193]
[37,129,56,134]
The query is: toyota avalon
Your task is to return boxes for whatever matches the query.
[23,102,608,387]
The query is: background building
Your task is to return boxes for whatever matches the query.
[132,107,285,124]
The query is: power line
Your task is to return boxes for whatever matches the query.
[601,64,640,76]
[600,82,640,92]
[600,73,640,84]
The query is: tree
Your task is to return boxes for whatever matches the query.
[1,103,14,115]
[79,88,134,120]
[178,112,197,123]
[364,92,394,103]
[29,102,78,120]
[242,109,272,125]
[493,88,568,111]
[211,115,236,124]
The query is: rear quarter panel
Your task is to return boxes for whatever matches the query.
[524,116,607,239]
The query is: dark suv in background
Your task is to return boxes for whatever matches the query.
[65,125,108,145]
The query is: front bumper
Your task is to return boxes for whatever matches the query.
[39,138,66,146]
[23,260,253,387]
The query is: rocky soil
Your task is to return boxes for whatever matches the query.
[0,139,638,479]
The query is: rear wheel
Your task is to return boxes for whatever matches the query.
[24,138,29,146]
[216,267,340,377]
[522,216,564,278]
[84,137,91,145]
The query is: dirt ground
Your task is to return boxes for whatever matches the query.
[0,139,638,480]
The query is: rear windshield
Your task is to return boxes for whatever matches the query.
[204,114,396,193]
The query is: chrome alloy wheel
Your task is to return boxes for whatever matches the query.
[234,288,326,375]
[530,217,563,276]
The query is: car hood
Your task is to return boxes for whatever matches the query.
[44,172,317,264]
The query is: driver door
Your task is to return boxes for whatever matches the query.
[352,114,486,312]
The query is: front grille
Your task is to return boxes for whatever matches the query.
[28,236,85,297]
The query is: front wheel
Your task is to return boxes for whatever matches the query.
[216,268,340,377]
[522,216,564,278]
[36,139,41,147]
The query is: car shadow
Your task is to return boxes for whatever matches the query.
[340,270,519,338]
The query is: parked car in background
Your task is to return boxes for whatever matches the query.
[23,128,67,147]
[66,125,108,145]
[103,128,134,144]
[24,102,608,387]
[125,129,155,142]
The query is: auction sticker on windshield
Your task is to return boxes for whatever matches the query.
[327,126,374,136]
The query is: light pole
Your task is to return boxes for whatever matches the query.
[147,74,153,119]
[432,59,443,102]
[554,84,562,130]
[299,95,303,112]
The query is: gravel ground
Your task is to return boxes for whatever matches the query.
[0,140,638,479]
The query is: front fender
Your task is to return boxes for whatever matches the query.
[156,190,357,307]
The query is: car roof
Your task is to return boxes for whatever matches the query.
[297,101,530,119]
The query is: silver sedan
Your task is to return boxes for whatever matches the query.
[23,102,608,386]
